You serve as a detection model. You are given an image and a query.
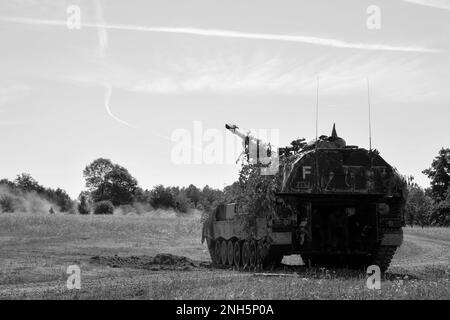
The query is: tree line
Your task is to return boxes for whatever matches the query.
[0,158,226,215]
[0,148,449,225]
[75,158,226,214]
[405,148,450,227]
[0,173,73,213]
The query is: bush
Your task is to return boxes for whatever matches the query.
[93,200,114,215]
[0,194,15,213]
[78,195,91,215]
[174,192,191,213]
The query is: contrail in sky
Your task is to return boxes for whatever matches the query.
[104,82,181,144]
[93,2,173,139]
[104,83,136,128]
[403,0,450,10]
[94,0,108,59]
[0,15,442,53]
[93,0,136,129]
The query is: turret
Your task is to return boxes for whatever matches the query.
[313,124,347,149]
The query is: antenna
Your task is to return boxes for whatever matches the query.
[315,76,319,143]
[367,77,372,151]
[314,76,320,191]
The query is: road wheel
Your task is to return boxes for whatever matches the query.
[249,241,256,268]
[214,240,221,266]
[234,241,241,267]
[227,241,234,266]
[220,240,228,265]
[242,241,250,268]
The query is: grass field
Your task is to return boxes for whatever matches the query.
[0,212,449,299]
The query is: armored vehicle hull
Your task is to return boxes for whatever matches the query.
[202,125,406,271]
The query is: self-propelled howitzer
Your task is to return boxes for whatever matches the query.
[202,124,407,271]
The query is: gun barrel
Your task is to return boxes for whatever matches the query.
[225,124,247,140]
[225,123,273,155]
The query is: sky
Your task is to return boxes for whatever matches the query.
[0,0,449,198]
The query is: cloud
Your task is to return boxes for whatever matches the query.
[122,52,448,102]
[0,15,443,53]
[63,49,449,104]
[403,0,450,10]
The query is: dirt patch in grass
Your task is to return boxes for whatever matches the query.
[90,254,211,271]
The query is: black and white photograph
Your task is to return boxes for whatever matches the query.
[0,0,449,305]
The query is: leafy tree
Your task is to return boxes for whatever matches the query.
[185,184,201,207]
[430,187,450,226]
[14,173,44,193]
[83,158,139,206]
[83,158,115,201]
[149,185,175,209]
[93,200,114,215]
[404,178,432,226]
[105,165,139,205]
[423,148,450,201]
[422,148,450,226]
[46,188,73,212]
[200,185,224,212]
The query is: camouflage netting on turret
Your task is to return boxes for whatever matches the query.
[230,163,280,216]
[225,141,303,216]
